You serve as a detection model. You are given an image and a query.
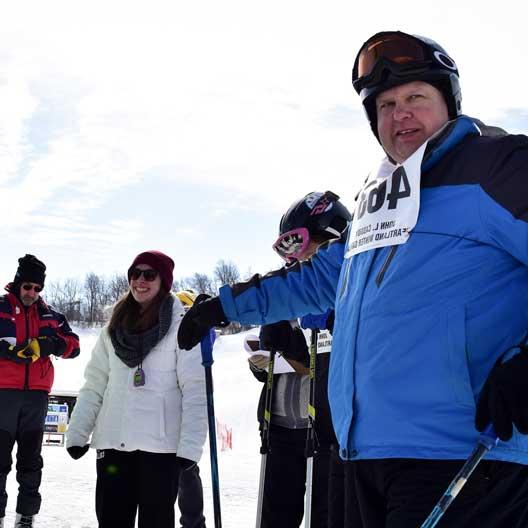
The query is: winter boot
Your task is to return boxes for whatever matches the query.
[14,514,34,527]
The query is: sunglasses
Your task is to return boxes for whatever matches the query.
[22,283,43,293]
[129,268,159,282]
[273,227,311,264]
[352,32,457,94]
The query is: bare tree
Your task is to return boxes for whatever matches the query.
[213,260,240,288]
[172,277,194,293]
[45,280,67,312]
[107,273,129,304]
[62,278,82,321]
[189,273,216,296]
[46,278,82,321]
[84,272,106,324]
[212,260,255,335]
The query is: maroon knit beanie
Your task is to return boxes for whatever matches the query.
[127,250,174,292]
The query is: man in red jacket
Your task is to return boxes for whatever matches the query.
[0,255,80,528]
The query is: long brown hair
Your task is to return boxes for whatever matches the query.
[108,285,170,334]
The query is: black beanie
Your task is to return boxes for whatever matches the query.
[14,254,46,287]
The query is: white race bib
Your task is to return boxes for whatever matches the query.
[346,142,427,258]
[316,330,332,354]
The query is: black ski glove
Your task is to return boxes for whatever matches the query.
[260,321,309,365]
[176,456,197,472]
[475,346,528,441]
[177,294,229,350]
[0,340,39,363]
[67,445,89,460]
[35,335,67,357]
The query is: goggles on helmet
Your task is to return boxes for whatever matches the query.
[352,31,457,95]
[272,227,311,264]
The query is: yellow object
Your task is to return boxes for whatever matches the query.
[13,339,41,362]
[176,290,197,308]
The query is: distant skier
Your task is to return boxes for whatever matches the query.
[0,254,80,528]
[66,251,207,528]
[178,31,528,527]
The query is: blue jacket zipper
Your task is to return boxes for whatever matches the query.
[375,245,399,287]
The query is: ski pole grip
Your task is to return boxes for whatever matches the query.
[478,424,499,450]
[200,330,215,368]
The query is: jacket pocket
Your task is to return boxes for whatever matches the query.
[447,306,475,408]
[162,389,181,439]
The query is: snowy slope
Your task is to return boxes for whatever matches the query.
[4,327,264,527]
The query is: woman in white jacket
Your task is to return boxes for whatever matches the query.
[66,250,207,528]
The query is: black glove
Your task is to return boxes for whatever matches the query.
[36,335,67,357]
[0,340,11,359]
[0,340,39,363]
[67,445,90,460]
[475,347,528,441]
[176,456,197,472]
[259,321,309,365]
[177,294,229,350]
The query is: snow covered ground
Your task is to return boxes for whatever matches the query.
[4,328,264,527]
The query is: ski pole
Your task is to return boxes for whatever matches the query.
[255,348,277,528]
[200,330,222,528]
[304,329,319,528]
[419,424,498,528]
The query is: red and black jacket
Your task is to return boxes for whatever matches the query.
[0,287,80,392]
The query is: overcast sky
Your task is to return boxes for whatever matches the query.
[2,0,527,288]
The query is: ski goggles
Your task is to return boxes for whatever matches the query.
[129,268,159,282]
[272,227,311,264]
[352,32,456,94]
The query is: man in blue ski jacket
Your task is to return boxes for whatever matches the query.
[178,31,528,527]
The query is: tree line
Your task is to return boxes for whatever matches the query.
[46,260,246,327]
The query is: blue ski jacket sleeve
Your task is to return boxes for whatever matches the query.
[219,237,345,325]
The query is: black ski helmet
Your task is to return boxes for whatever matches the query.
[352,31,462,140]
[279,191,352,238]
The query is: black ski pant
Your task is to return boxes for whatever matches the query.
[177,463,206,528]
[351,458,528,527]
[0,389,48,518]
[96,449,180,528]
[328,444,361,528]
[261,424,329,528]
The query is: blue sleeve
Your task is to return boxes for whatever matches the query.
[219,237,345,325]
[300,310,332,330]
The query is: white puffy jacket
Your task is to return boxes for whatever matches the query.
[66,296,207,462]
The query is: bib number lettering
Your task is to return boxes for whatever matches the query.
[357,168,411,220]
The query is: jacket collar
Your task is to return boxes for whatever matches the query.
[422,115,481,172]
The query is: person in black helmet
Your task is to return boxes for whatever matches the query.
[248,191,355,527]
[179,30,528,527]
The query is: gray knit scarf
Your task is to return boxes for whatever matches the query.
[110,295,174,368]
